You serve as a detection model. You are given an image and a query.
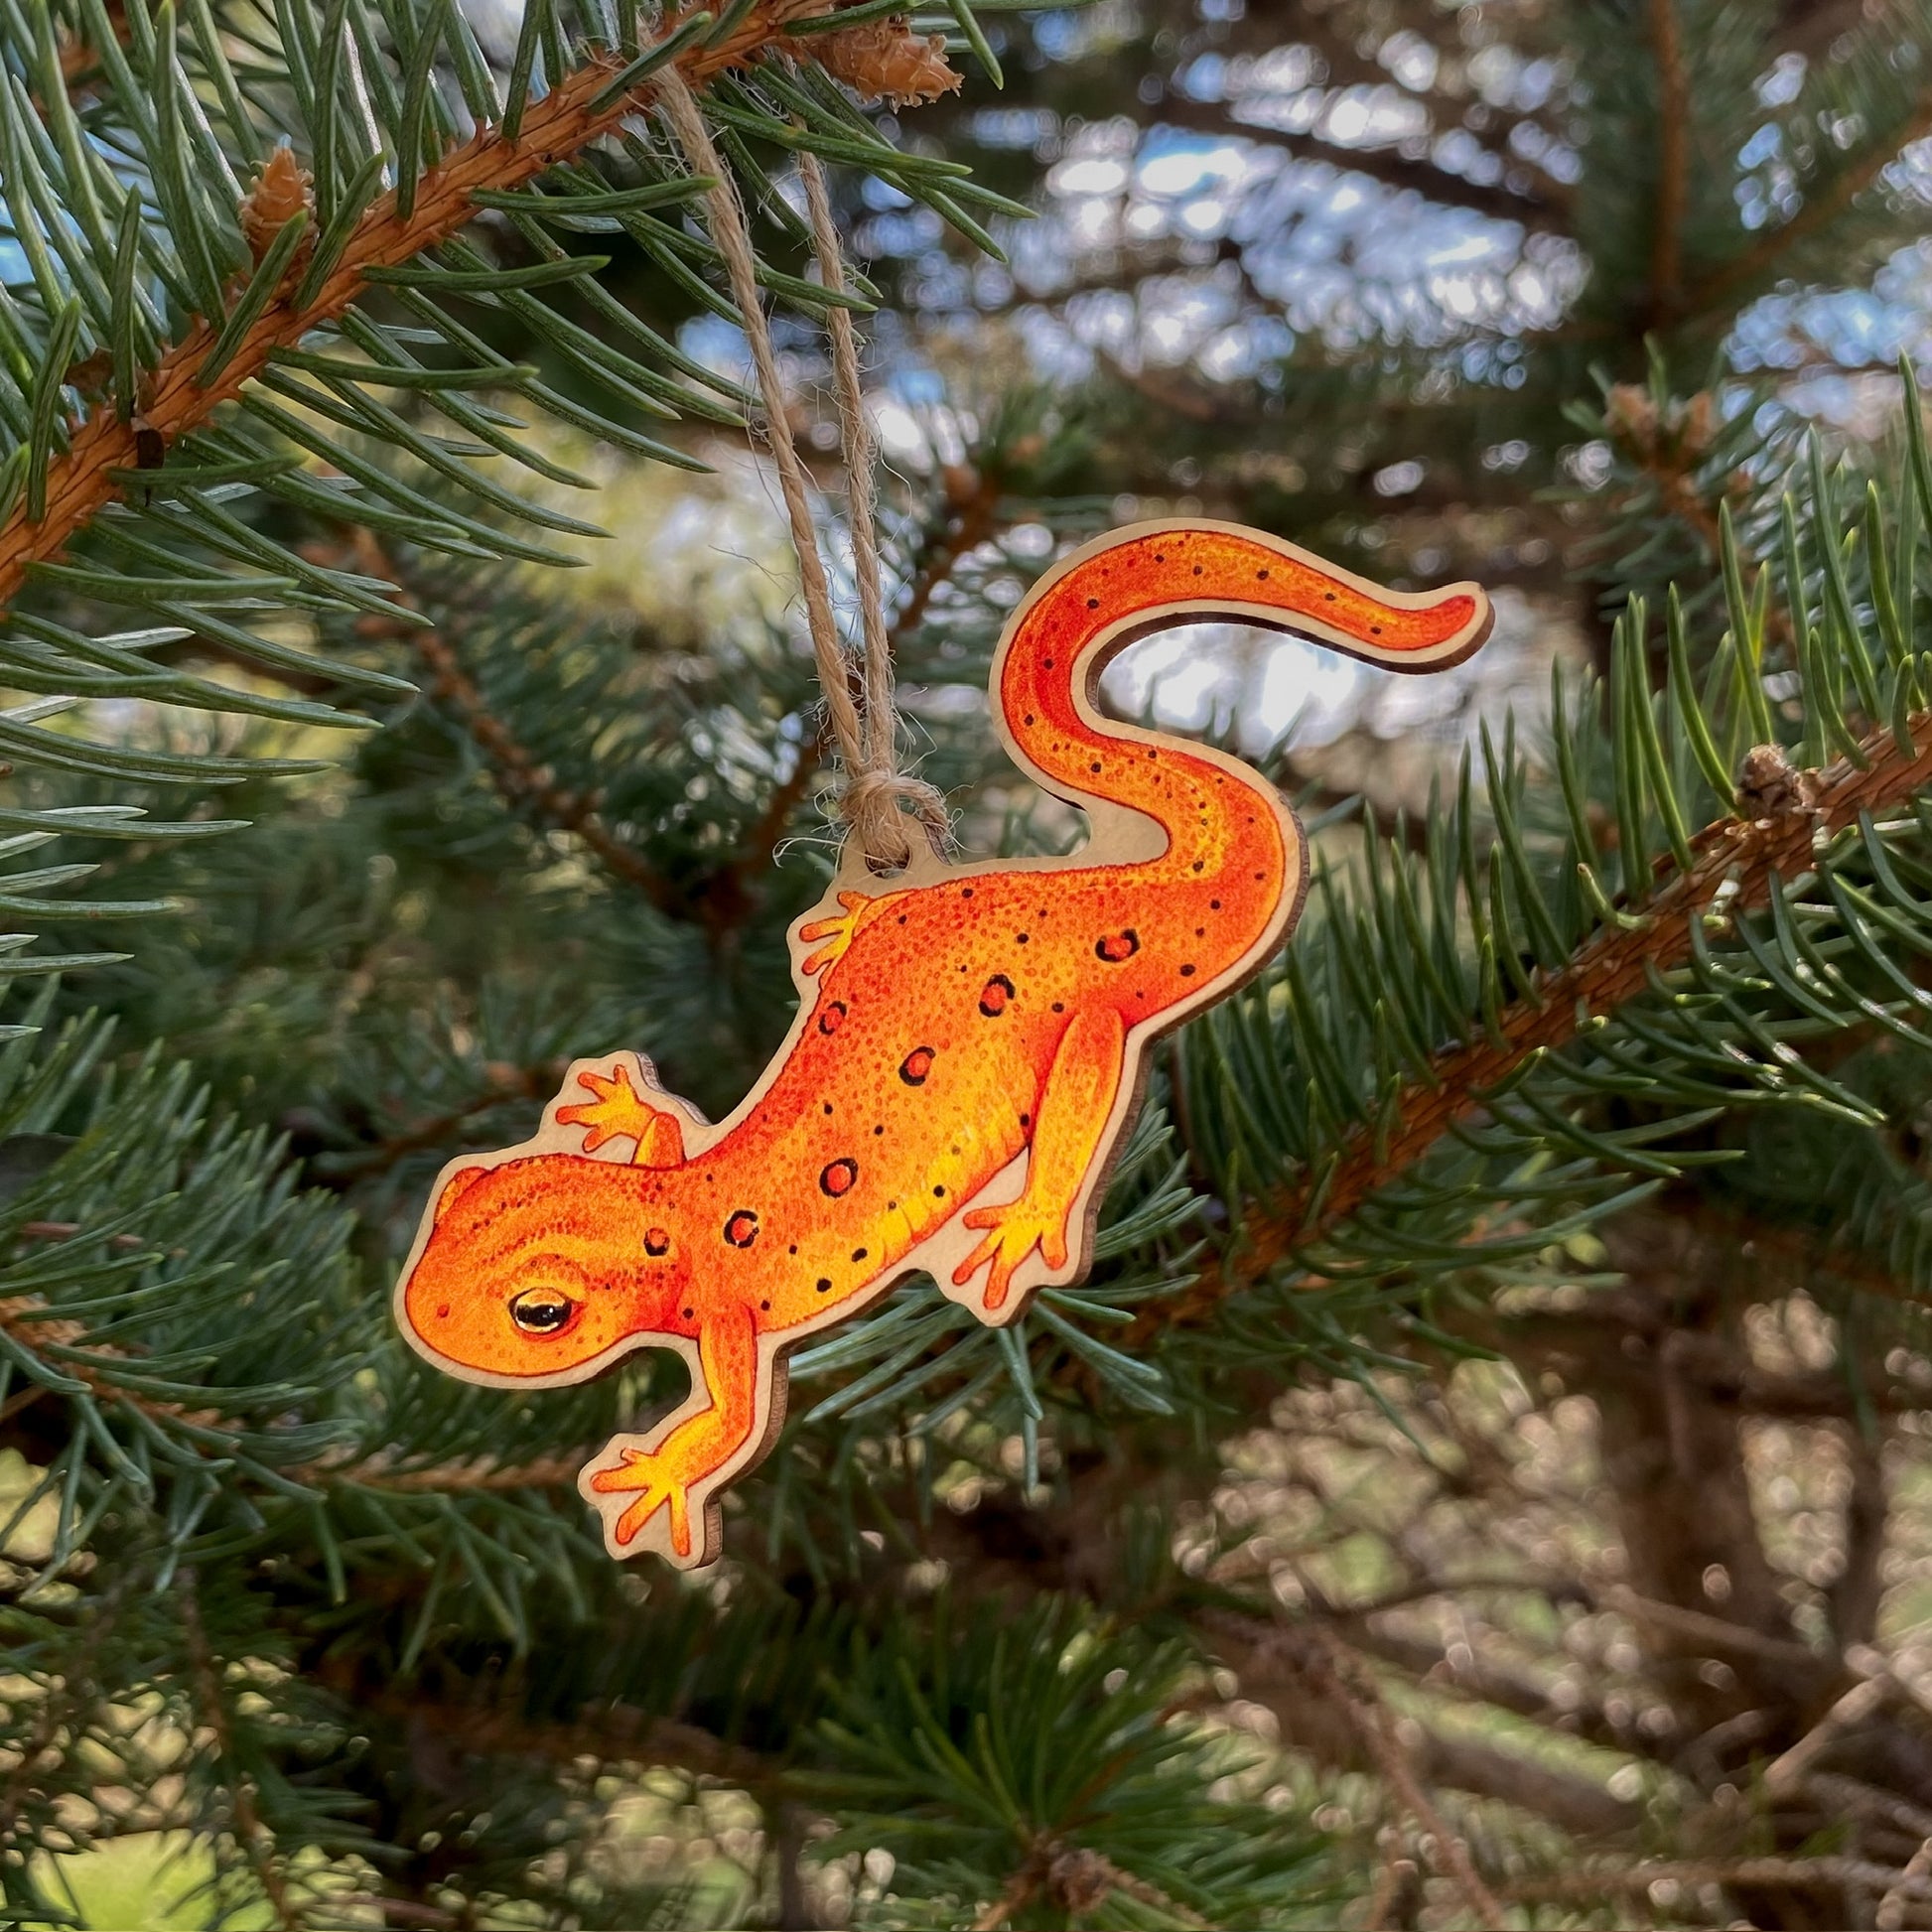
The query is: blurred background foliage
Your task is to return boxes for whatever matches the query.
[3,0,1932,1925]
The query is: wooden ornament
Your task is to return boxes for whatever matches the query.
[394,521,1492,1569]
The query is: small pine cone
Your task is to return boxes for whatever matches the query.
[1677,389,1718,457]
[240,145,315,265]
[63,347,114,399]
[814,16,963,107]
[1735,743,1819,820]
[1602,382,1659,454]
[1043,1850,1113,1917]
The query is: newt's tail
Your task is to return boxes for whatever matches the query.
[994,521,1490,894]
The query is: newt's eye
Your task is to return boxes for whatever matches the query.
[508,1287,577,1336]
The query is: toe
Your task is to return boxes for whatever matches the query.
[952,1233,996,1287]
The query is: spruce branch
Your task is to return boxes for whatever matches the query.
[178,1568,298,1932]
[300,1449,588,1493]
[1646,0,1690,324]
[968,1839,1209,1930]
[1503,1855,1932,1910]
[1681,83,1932,319]
[318,1052,568,1179]
[0,0,832,620]
[404,615,680,912]
[1299,1628,1503,1928]
[0,1290,223,1433]
[344,1680,771,1784]
[1155,707,1932,1337]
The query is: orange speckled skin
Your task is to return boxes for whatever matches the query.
[394,522,1491,1567]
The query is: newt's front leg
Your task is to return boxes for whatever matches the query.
[953,1005,1127,1312]
[555,1059,686,1168]
[579,1303,761,1564]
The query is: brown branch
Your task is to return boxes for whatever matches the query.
[323,1054,566,1180]
[330,1900,462,1932]
[351,1679,772,1786]
[179,1569,298,1932]
[294,1449,589,1493]
[1831,1424,1890,1652]
[1878,1837,1932,1931]
[411,621,682,910]
[0,0,834,618]
[0,1280,588,1500]
[1305,1628,1505,1926]
[1146,708,1932,1341]
[1603,1585,1823,1675]
[1256,1590,1655,1814]
[1505,1854,1932,1907]
[1152,95,1570,233]
[1426,1251,1929,1419]
[338,526,688,915]
[0,1291,223,1436]
[0,1580,122,1853]
[1810,1774,1932,1848]
[1762,1674,1897,1798]
[889,461,1005,647]
[1363,1856,1425,1931]
[970,1837,1206,1931]
[1647,0,1690,323]
[17,1220,144,1247]
[1682,84,1932,318]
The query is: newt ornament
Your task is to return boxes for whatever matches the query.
[395,522,1492,1568]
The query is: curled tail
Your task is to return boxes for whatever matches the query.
[994,521,1491,888]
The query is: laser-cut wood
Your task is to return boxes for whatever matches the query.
[394,521,1492,1567]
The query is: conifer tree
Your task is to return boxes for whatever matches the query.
[0,0,1930,1928]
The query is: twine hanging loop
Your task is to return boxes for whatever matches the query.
[658,72,949,873]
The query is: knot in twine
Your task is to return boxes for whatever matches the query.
[836,765,951,868]
[658,72,950,874]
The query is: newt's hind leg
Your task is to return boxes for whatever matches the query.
[953,1005,1126,1313]
[580,1304,762,1566]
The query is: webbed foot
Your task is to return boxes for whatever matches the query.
[798,889,908,975]
[556,1062,684,1167]
[585,1444,694,1557]
[951,1194,1070,1312]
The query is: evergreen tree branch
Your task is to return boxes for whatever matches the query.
[968,1837,1209,1930]
[1681,83,1932,318]
[1504,1855,1932,1909]
[0,0,828,621]
[304,1449,588,1493]
[0,1580,122,1860]
[1156,708,1932,1337]
[407,616,681,912]
[0,1290,223,1433]
[1151,95,1570,233]
[1299,1628,1504,1926]
[1207,1607,1645,1835]
[343,1676,770,1785]
[1646,0,1690,323]
[178,1568,298,1932]
[319,1053,568,1180]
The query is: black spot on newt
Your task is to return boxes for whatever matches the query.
[980,975,1015,1017]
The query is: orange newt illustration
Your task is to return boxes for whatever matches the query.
[395,522,1491,1568]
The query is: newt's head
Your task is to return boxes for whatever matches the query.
[397,1155,690,1385]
